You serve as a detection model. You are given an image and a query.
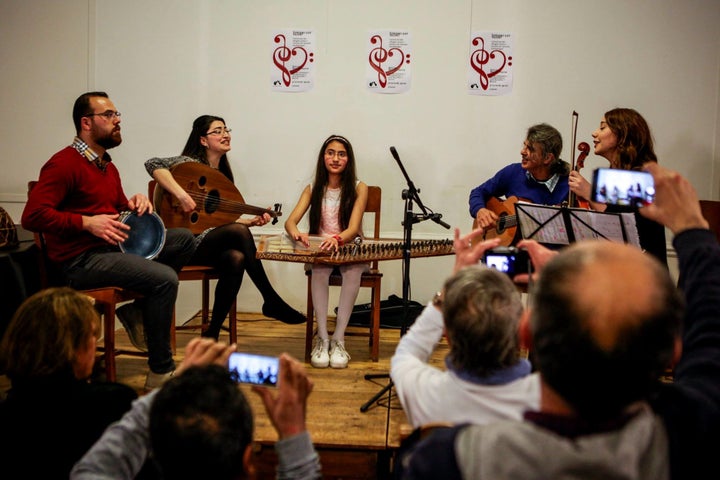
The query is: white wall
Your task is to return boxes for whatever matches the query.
[1,0,716,318]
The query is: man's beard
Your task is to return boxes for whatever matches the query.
[96,130,122,150]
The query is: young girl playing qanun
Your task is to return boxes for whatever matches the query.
[284,135,368,368]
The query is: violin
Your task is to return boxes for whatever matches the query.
[570,142,591,209]
[567,111,591,209]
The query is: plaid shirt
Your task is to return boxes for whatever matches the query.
[72,136,111,172]
[526,170,560,192]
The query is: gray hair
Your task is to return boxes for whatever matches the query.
[442,265,524,376]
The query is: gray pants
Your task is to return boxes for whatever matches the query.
[63,228,196,373]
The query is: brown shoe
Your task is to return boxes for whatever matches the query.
[117,303,148,352]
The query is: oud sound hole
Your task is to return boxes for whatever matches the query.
[205,189,220,214]
[189,212,199,224]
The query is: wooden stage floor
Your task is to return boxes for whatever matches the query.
[2,311,447,479]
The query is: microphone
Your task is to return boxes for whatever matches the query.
[390,146,400,161]
[390,146,413,190]
[430,213,451,229]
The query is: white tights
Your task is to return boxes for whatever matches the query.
[311,262,369,343]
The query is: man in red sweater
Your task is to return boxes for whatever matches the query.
[22,91,196,390]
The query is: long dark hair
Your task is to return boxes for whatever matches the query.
[308,135,358,234]
[604,108,657,171]
[181,115,234,182]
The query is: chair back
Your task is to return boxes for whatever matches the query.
[700,200,720,243]
[27,180,66,287]
[365,186,382,268]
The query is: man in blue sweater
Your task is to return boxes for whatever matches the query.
[406,163,720,479]
[469,123,569,245]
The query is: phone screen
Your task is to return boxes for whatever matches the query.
[482,248,530,276]
[591,168,655,207]
[228,352,279,387]
[484,253,514,274]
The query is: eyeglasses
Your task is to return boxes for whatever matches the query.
[205,127,232,136]
[325,149,347,159]
[84,111,121,120]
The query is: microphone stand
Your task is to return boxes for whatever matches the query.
[360,147,449,413]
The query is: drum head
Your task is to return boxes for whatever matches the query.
[119,211,166,260]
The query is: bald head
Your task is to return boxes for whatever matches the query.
[529,241,683,421]
[566,242,667,350]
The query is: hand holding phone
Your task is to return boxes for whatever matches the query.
[591,168,655,208]
[228,352,279,387]
[482,246,531,276]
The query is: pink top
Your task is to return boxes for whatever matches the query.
[315,181,363,238]
[318,186,342,236]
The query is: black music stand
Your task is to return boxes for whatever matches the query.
[514,202,640,247]
[360,147,449,413]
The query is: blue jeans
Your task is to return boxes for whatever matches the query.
[63,228,196,373]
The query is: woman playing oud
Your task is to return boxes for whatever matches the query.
[145,115,305,340]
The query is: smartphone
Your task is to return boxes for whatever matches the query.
[482,246,531,276]
[591,168,655,207]
[228,352,279,387]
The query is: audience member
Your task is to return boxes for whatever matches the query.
[0,287,137,479]
[402,163,720,479]
[22,91,197,390]
[391,231,539,428]
[71,338,321,479]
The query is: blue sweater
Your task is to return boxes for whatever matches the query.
[468,163,569,218]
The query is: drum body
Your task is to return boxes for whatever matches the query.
[118,211,166,260]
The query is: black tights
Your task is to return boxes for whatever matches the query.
[190,223,281,336]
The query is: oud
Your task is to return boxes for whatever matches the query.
[153,162,282,234]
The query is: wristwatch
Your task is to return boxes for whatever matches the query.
[432,291,443,308]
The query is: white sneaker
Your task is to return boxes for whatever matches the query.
[310,338,330,368]
[329,340,350,369]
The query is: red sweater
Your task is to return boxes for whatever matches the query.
[22,146,129,264]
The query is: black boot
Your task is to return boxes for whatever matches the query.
[262,298,306,324]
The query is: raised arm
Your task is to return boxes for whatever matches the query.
[145,156,196,213]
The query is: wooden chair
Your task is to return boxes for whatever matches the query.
[304,186,383,362]
[27,181,146,382]
[148,180,237,346]
[172,265,237,346]
[700,200,720,243]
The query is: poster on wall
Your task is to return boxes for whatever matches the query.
[366,30,412,94]
[467,31,513,96]
[271,29,316,92]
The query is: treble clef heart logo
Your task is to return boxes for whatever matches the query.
[368,35,407,88]
[273,34,310,87]
[470,36,510,90]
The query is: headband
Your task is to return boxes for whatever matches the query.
[323,135,349,147]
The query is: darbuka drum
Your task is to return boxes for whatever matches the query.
[118,211,166,260]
